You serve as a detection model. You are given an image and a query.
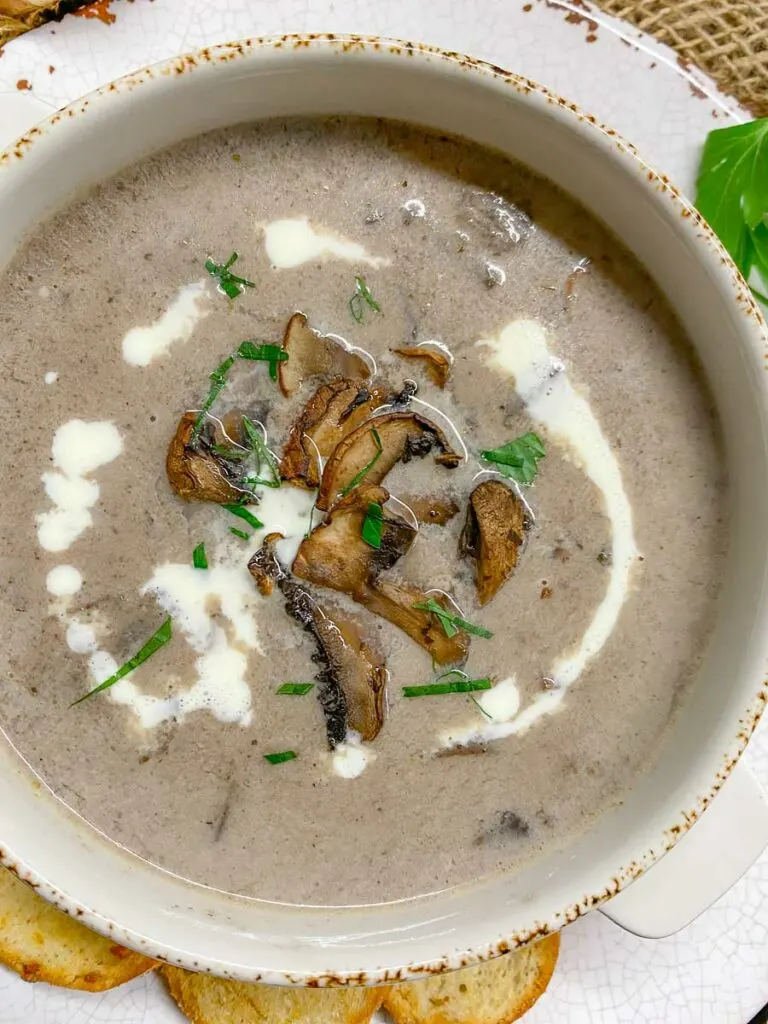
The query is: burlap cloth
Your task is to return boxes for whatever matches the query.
[0,0,766,117]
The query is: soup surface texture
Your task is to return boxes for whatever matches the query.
[0,118,725,906]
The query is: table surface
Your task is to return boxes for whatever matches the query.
[0,1,766,1022]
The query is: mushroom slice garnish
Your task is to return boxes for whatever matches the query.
[315,411,462,512]
[293,487,469,666]
[460,479,526,605]
[400,495,460,526]
[278,312,372,397]
[166,411,245,503]
[392,346,451,388]
[362,577,470,666]
[248,533,386,744]
[280,377,386,488]
[313,614,386,744]
[294,484,417,593]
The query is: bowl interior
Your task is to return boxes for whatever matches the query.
[1,37,767,983]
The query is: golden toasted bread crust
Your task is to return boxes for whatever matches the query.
[0,867,156,991]
[161,965,389,1024]
[384,933,561,1024]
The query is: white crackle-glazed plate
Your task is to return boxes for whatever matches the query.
[0,2,766,1023]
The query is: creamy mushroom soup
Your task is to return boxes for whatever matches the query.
[0,118,726,905]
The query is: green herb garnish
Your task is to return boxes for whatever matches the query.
[403,669,492,697]
[340,427,383,497]
[481,431,546,485]
[695,118,768,304]
[192,543,208,569]
[415,598,457,637]
[237,341,288,381]
[230,527,250,541]
[224,503,263,530]
[276,683,314,695]
[264,750,298,764]
[453,617,493,639]
[242,416,281,489]
[349,275,381,323]
[205,251,255,300]
[192,353,237,443]
[70,618,172,707]
[192,342,288,444]
[362,501,383,549]
[412,597,493,639]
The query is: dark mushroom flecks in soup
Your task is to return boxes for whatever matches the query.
[0,118,726,905]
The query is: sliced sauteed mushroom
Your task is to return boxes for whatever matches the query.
[295,484,417,591]
[316,411,462,512]
[279,377,386,488]
[400,494,460,526]
[166,411,244,503]
[460,479,526,605]
[393,345,451,388]
[361,577,470,666]
[278,312,372,397]
[293,487,469,666]
[248,534,386,744]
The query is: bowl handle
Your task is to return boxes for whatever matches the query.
[599,763,768,938]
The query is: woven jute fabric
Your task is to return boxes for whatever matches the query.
[594,0,768,116]
[0,0,766,117]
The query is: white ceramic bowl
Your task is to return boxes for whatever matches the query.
[1,35,767,985]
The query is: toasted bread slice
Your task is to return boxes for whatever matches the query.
[161,965,389,1024]
[0,865,156,990]
[384,933,560,1024]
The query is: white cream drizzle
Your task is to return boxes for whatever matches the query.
[45,565,82,597]
[332,732,377,779]
[261,217,390,270]
[66,484,317,729]
[36,420,124,552]
[440,319,640,749]
[106,626,254,730]
[475,677,520,723]
[142,565,264,655]
[121,280,209,367]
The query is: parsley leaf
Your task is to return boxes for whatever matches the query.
[191,345,287,446]
[349,275,381,323]
[481,431,546,485]
[362,501,384,549]
[205,251,255,299]
[192,354,237,443]
[242,416,281,490]
[695,118,768,301]
[264,750,297,764]
[276,683,314,695]
[237,341,288,381]
[70,618,172,706]
[339,427,383,497]
[412,597,493,640]
[223,503,263,531]
[403,671,492,697]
